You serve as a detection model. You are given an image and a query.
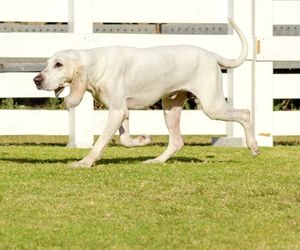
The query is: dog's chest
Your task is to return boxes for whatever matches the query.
[87,84,110,107]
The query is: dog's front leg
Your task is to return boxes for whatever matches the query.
[71,109,127,168]
[119,118,152,147]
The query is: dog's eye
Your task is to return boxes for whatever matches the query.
[54,62,63,68]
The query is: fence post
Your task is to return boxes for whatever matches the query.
[213,0,253,147]
[67,0,94,148]
[253,0,273,146]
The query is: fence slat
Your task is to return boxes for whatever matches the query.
[3,110,300,137]
[0,110,68,135]
[0,73,69,98]
[258,37,300,61]
[0,110,226,136]
[128,110,225,136]
[0,0,227,24]
[273,0,300,25]
[273,111,300,136]
[0,0,68,22]
[273,74,300,99]
[0,33,249,59]
[92,0,227,23]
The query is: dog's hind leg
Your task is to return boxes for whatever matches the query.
[144,91,187,164]
[192,70,259,156]
[119,118,152,147]
[204,105,259,155]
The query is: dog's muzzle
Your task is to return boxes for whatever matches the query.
[33,74,43,89]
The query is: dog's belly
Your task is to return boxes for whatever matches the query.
[126,96,159,109]
[126,89,184,109]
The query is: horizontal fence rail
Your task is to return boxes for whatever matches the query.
[1,109,299,137]
[0,110,228,136]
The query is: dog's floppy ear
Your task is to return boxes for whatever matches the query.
[64,65,87,109]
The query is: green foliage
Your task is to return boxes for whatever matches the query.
[0,98,65,110]
[1,98,15,109]
[1,97,300,111]
[274,99,300,111]
[47,98,65,110]
[0,137,300,249]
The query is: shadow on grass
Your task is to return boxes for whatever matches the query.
[0,157,78,165]
[0,154,240,165]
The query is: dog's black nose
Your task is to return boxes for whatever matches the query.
[33,74,43,86]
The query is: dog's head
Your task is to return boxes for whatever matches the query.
[33,50,87,109]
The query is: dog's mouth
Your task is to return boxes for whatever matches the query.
[54,87,65,97]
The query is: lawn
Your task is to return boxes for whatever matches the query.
[0,136,299,249]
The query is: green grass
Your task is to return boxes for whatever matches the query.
[0,136,300,249]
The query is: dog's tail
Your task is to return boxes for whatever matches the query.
[213,18,248,69]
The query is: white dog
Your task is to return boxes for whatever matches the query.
[33,18,259,168]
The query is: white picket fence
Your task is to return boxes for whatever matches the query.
[0,0,300,148]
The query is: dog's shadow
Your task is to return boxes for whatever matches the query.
[0,154,239,166]
[0,157,77,165]
[98,156,205,165]
[98,155,238,165]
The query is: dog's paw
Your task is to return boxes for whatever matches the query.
[143,158,164,164]
[136,135,152,146]
[70,160,93,169]
[121,135,152,147]
[250,146,260,157]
